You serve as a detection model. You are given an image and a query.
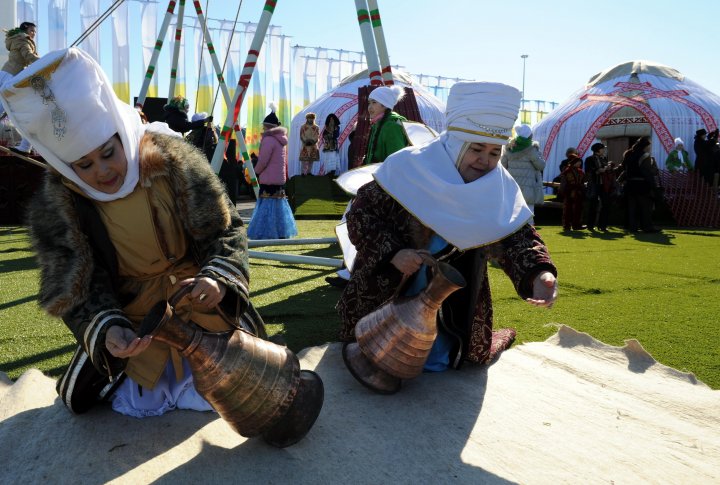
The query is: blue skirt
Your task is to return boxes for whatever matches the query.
[247,196,298,240]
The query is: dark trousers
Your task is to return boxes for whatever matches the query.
[586,191,611,229]
[626,192,654,231]
[563,193,584,229]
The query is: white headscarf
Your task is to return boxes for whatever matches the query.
[374,82,532,250]
[0,48,145,202]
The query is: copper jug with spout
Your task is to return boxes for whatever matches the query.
[139,285,324,448]
[343,254,466,394]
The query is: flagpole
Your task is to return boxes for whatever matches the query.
[210,0,278,190]
[192,0,260,198]
[137,0,178,107]
[366,0,394,85]
[354,0,383,86]
[168,0,186,98]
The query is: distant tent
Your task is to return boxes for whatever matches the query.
[533,60,720,182]
[286,69,445,178]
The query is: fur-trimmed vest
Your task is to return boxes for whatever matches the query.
[27,132,262,382]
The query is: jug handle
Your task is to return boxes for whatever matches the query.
[390,250,437,299]
[167,284,240,331]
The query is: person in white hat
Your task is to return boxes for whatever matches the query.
[338,81,558,393]
[0,48,270,416]
[500,123,546,218]
[364,84,410,165]
[665,137,692,173]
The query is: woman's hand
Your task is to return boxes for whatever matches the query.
[390,249,429,276]
[105,325,152,358]
[526,271,558,308]
[179,276,227,310]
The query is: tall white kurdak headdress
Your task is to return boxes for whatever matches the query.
[0,48,144,201]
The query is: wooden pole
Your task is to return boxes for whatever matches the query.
[249,250,343,268]
[0,146,48,170]
[210,0,278,177]
[248,237,337,248]
[367,0,394,85]
[168,0,186,99]
[137,0,178,108]
[354,0,383,86]
[191,0,260,197]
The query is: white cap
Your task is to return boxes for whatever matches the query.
[192,112,208,123]
[514,124,532,138]
[368,85,405,110]
[0,48,144,202]
[674,137,684,147]
[445,81,521,145]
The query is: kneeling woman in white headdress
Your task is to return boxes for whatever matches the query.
[337,82,558,388]
[0,48,268,415]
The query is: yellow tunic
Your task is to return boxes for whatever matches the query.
[94,178,231,389]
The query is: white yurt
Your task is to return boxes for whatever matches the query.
[533,60,720,182]
[286,69,446,178]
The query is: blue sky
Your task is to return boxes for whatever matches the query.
[242,0,720,104]
[24,0,720,105]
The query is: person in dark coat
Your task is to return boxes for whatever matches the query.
[163,96,212,135]
[622,137,660,233]
[584,142,611,231]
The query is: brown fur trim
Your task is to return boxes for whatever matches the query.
[138,133,169,187]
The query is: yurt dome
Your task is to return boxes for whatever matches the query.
[287,69,446,177]
[533,60,720,182]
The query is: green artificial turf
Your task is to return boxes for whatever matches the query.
[1,222,719,389]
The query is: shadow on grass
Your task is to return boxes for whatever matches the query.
[0,255,38,273]
[0,247,32,254]
[258,282,342,353]
[0,294,38,311]
[0,343,75,375]
[628,230,674,245]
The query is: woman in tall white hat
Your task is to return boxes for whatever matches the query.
[0,48,269,416]
[338,81,558,393]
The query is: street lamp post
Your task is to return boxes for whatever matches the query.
[520,54,528,103]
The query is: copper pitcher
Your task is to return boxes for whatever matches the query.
[343,254,466,394]
[139,286,324,448]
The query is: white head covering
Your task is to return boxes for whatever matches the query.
[368,85,405,110]
[445,81,521,145]
[0,48,144,202]
[515,124,532,138]
[192,112,208,123]
[373,81,531,250]
[674,137,684,148]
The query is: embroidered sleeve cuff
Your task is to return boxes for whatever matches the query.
[82,309,133,372]
[199,257,251,305]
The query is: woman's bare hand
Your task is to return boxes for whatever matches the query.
[178,276,227,310]
[105,325,152,358]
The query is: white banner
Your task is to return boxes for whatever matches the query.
[140,0,158,98]
[16,0,38,24]
[47,0,67,51]
[111,1,129,102]
[79,0,100,62]
[194,18,214,114]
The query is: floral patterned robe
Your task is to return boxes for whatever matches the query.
[337,181,556,366]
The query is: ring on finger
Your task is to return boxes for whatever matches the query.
[199,293,208,302]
